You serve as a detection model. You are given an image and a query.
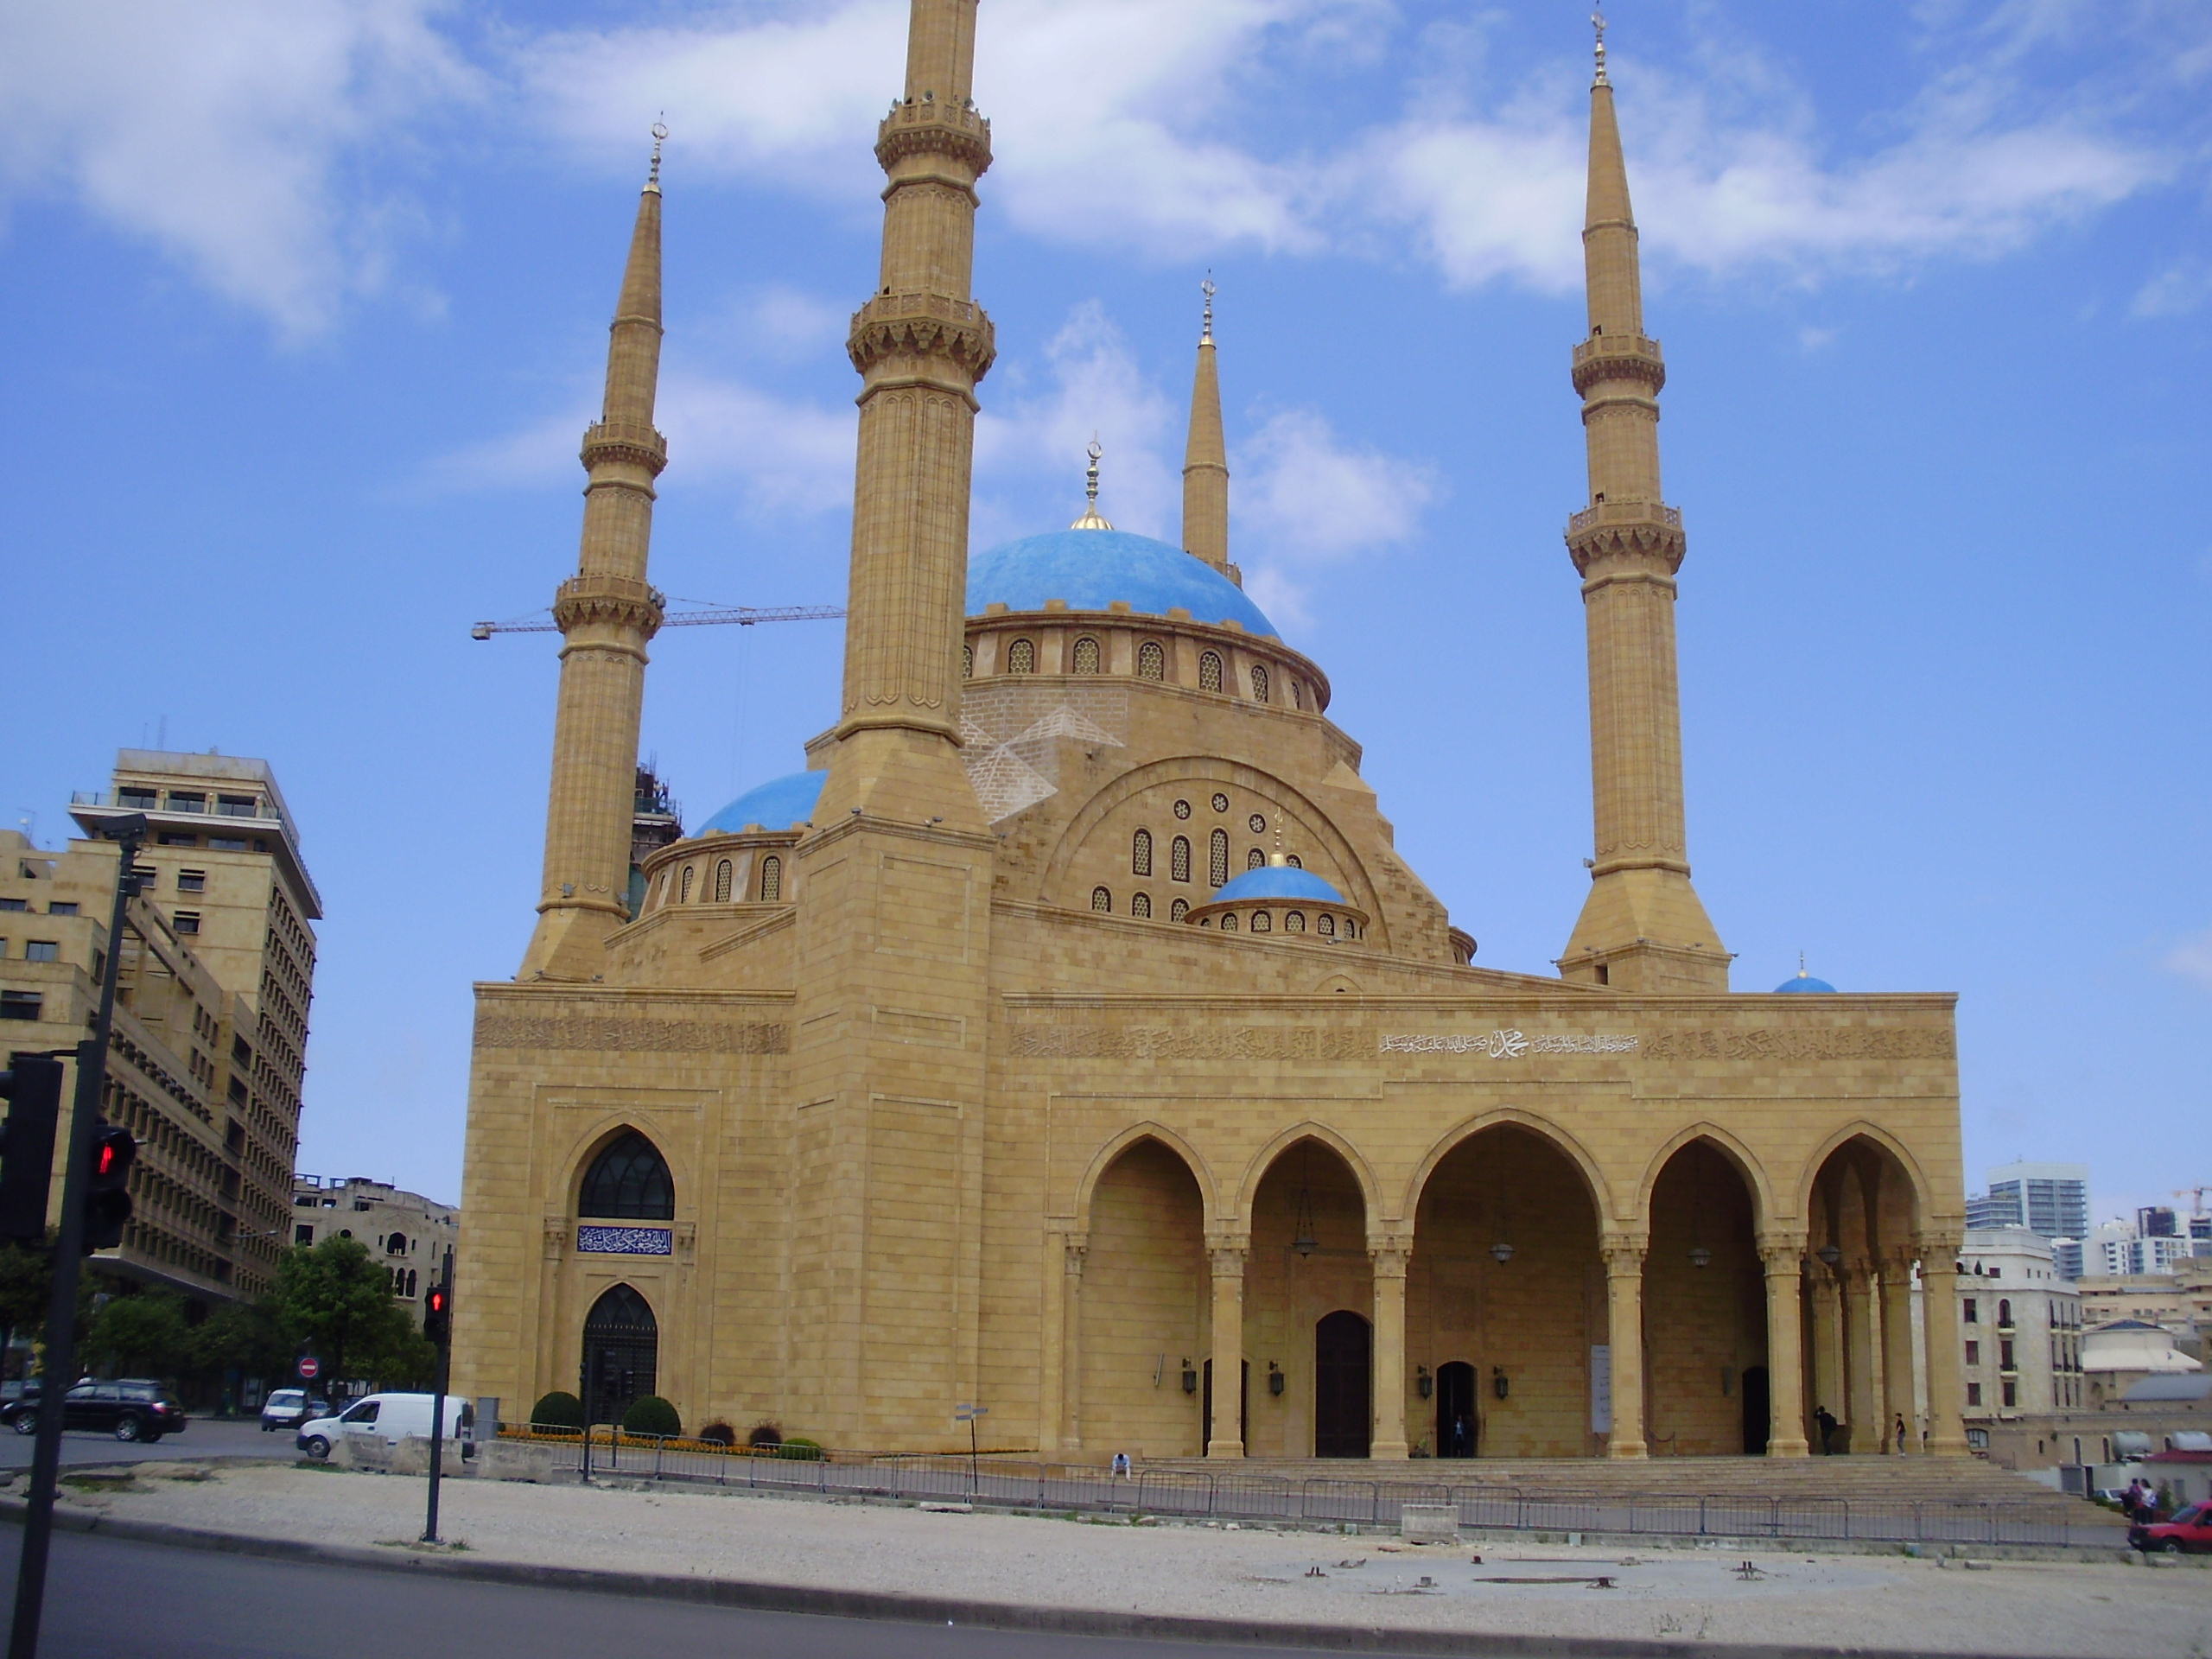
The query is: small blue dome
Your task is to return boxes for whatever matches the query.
[967,528,1277,638]
[1774,972,1837,994]
[699,770,825,835]
[1210,864,1346,906]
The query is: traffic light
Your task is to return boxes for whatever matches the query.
[81,1122,135,1254]
[0,1054,64,1243]
[423,1284,452,1346]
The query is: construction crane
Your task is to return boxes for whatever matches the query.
[2175,1187,2210,1214]
[471,600,844,639]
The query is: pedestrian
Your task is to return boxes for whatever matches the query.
[1892,1414,1907,1456]
[1813,1405,1839,1456]
[1111,1451,1131,1479]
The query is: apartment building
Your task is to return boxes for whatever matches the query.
[292,1176,459,1329]
[1958,1227,2083,1430]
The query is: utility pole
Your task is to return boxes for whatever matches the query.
[9,814,145,1659]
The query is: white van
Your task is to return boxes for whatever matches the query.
[296,1393,470,1459]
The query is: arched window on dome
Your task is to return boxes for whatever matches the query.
[1209,830,1229,887]
[1291,680,1304,710]
[1072,636,1101,674]
[1319,914,1336,937]
[1091,886,1111,913]
[679,866,695,903]
[1286,911,1306,932]
[713,860,733,904]
[1250,911,1271,933]
[1007,638,1035,674]
[1170,898,1189,922]
[1138,640,1165,681]
[1287,854,1302,868]
[759,856,782,902]
[1131,829,1152,876]
[1249,664,1269,702]
[1198,651,1224,692]
[1170,836,1191,883]
[1342,920,1357,940]
[579,1130,675,1220]
[962,644,974,679]
[1247,848,1264,871]
[1131,892,1151,918]
[1219,912,1238,931]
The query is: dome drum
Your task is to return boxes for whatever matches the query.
[966,610,1329,714]
[1182,861,1369,941]
[635,829,802,916]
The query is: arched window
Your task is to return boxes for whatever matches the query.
[1287,854,1302,868]
[713,860,733,903]
[1251,910,1271,932]
[1198,651,1224,692]
[1322,912,1339,935]
[385,1232,407,1255]
[1286,911,1306,932]
[1072,636,1101,674]
[1220,912,1238,931]
[405,1268,417,1297]
[1247,848,1265,871]
[1131,829,1153,876]
[1091,886,1111,912]
[1999,1300,2012,1326]
[1170,898,1189,921]
[962,644,974,679]
[1131,892,1152,918]
[1007,638,1035,674]
[1209,829,1229,887]
[1342,920,1357,940]
[1291,680,1304,710]
[1171,836,1192,883]
[579,1131,675,1220]
[1137,641,1165,680]
[678,866,695,903]
[1250,664,1269,702]
[759,855,782,902]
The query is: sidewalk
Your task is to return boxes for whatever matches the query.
[18,1460,2210,1658]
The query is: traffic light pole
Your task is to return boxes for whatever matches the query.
[9,817,143,1659]
[422,1247,454,1544]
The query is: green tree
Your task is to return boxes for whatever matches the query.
[0,1241,53,1362]
[186,1298,287,1386]
[274,1236,433,1387]
[84,1289,189,1378]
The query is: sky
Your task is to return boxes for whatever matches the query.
[2,0,2208,1223]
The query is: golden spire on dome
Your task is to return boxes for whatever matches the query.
[1071,435,1112,530]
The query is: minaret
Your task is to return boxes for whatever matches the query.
[815,0,995,827]
[519,130,669,981]
[1558,19,1729,994]
[1181,276,1236,583]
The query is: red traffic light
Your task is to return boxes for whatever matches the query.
[426,1287,449,1317]
[82,1122,137,1254]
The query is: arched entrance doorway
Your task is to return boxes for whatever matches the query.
[1644,1138,1764,1456]
[1078,1138,1208,1458]
[1436,1360,1478,1457]
[581,1283,658,1425]
[1314,1310,1372,1458]
[1244,1137,1370,1457]
[1806,1136,1924,1456]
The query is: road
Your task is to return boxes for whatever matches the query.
[6,1526,1401,1659]
[0,1417,275,1471]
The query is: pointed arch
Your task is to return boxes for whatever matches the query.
[1792,1120,1937,1238]
[1235,1122,1385,1231]
[1399,1107,1614,1224]
[1073,1122,1224,1234]
[1632,1122,1776,1234]
[577,1128,675,1220]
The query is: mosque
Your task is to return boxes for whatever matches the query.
[453,0,1970,1463]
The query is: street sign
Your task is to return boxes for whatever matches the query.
[296,1356,321,1382]
[954,1403,987,1421]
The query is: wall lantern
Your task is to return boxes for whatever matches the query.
[1416,1365,1433,1400]
[1491,1366,1510,1401]
[1180,1359,1198,1394]
[1489,1242,1515,1265]
[1268,1361,1285,1397]
[1816,1243,1843,1268]
[1688,1245,1713,1269]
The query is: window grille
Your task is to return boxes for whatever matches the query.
[1091,887,1111,912]
[1248,848,1264,870]
[1219,912,1237,931]
[1286,911,1305,932]
[1170,836,1191,882]
[1287,854,1302,868]
[1170,898,1189,921]
[1211,792,1230,813]
[1138,641,1164,680]
[1291,680,1304,710]
[1072,636,1100,674]
[1251,911,1271,932]
[1173,798,1192,820]
[1198,651,1224,692]
[1007,638,1035,673]
[962,644,974,678]
[1250,664,1268,702]
[579,1130,676,1220]
[1249,813,1266,833]
[1342,920,1357,939]
[714,861,733,903]
[759,856,782,902]
[1131,893,1151,918]
[1131,829,1153,876]
[1209,830,1229,887]
[1319,914,1335,936]
[679,866,695,902]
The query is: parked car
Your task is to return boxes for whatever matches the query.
[2131,1503,2212,1554]
[1,1380,187,1443]
[258,1389,331,1432]
[296,1392,469,1460]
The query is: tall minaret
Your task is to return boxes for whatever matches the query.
[815,0,995,827]
[518,131,669,981]
[1181,276,1236,583]
[1557,19,1729,994]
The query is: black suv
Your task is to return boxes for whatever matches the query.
[1,1380,188,1443]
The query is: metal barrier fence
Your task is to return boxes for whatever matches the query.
[497,1429,2125,1549]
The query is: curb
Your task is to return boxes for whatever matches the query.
[0,1497,2076,1659]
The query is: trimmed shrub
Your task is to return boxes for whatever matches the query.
[531,1391,585,1432]
[747,1421,783,1450]
[622,1395,681,1438]
[776,1436,823,1461]
[698,1421,735,1447]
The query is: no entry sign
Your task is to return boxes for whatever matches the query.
[297,1355,321,1382]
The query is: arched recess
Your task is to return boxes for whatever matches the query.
[1631,1122,1775,1237]
[1404,1122,1605,1458]
[1074,1122,1222,1236]
[1643,1138,1766,1455]
[1793,1121,1934,1241]
[1243,1135,1377,1456]
[576,1128,676,1220]
[1398,1108,1615,1226]
[1801,1130,1927,1458]
[581,1282,658,1425]
[1078,1136,1210,1459]
[1234,1122,1383,1230]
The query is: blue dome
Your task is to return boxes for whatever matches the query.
[967,528,1277,638]
[1210,864,1346,906]
[1774,972,1837,994]
[699,770,825,835]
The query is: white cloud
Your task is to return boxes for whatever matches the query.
[0,0,475,338]
[1234,409,1438,628]
[2167,928,2212,991]
[2133,258,2212,318]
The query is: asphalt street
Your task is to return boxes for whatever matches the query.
[0,1417,275,1470]
[4,1526,1400,1659]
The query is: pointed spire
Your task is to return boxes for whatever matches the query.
[646,118,666,194]
[1181,273,1231,576]
[1071,436,1112,530]
[1583,24,1643,340]
[604,129,665,430]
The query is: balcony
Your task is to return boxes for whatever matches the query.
[73,789,282,824]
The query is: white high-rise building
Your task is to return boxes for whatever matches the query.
[1974,1163,2091,1242]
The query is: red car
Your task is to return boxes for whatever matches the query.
[2130,1503,2212,1554]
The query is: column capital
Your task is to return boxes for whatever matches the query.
[1062,1232,1090,1275]
[1757,1233,1808,1271]
[1206,1241,1249,1277]
[1599,1233,1648,1273]
[542,1217,569,1259]
[1915,1231,1963,1263]
[1366,1235,1412,1274]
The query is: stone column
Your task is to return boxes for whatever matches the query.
[1844,1263,1879,1454]
[1058,1234,1087,1454]
[1807,1267,1844,1449]
[1370,1241,1411,1460]
[1206,1242,1247,1458]
[1600,1236,1648,1459]
[1758,1238,1810,1457]
[1916,1235,1971,1457]
[537,1217,568,1409]
[1880,1253,1917,1454]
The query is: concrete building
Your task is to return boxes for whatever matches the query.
[1964,1162,2088,1241]
[2083,1217,2193,1278]
[454,6,1972,1465]
[2082,1319,2201,1408]
[2077,1257,2212,1351]
[1956,1228,2082,1432]
[0,749,318,1304]
[291,1176,459,1327]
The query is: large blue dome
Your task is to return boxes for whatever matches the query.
[967,529,1277,638]
[699,770,825,836]
[1210,864,1346,906]
[1774,971,1837,994]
